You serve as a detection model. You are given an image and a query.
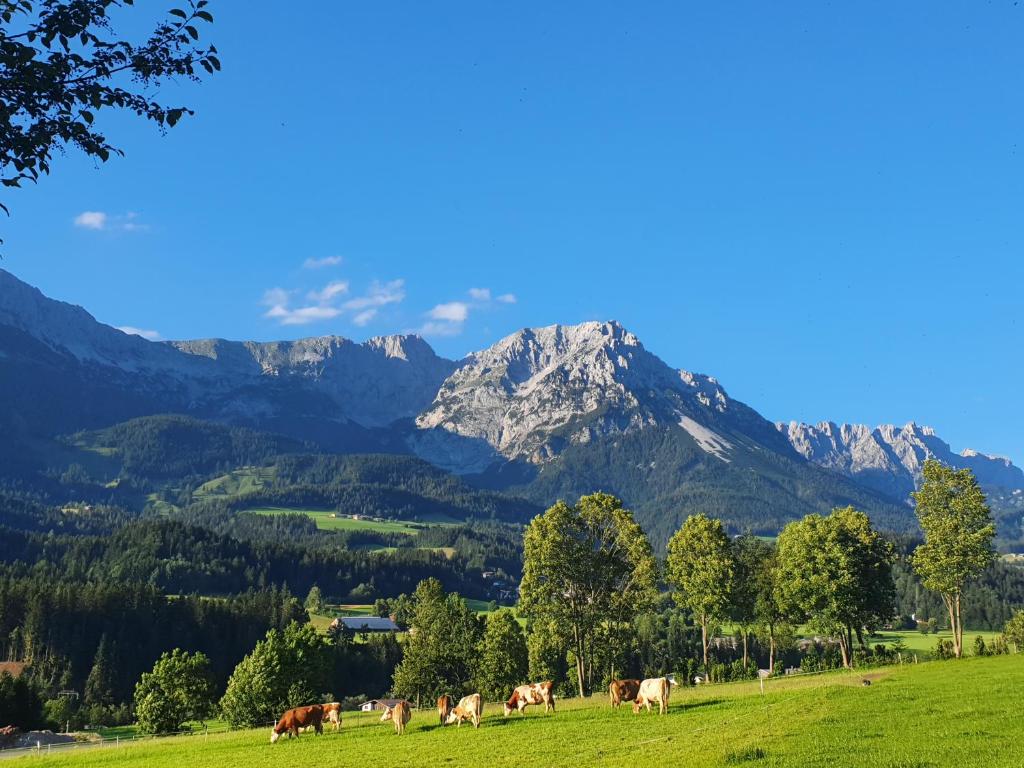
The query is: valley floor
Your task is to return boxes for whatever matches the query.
[15,655,1024,768]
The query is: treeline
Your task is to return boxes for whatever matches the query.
[0,571,304,726]
[892,559,1024,631]
[0,517,487,600]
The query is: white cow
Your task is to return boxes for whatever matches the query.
[632,677,671,715]
[445,693,483,728]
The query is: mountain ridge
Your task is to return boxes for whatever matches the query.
[2,268,1019,536]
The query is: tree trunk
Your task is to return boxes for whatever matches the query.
[837,632,850,668]
[944,594,960,658]
[701,617,710,682]
[769,627,776,673]
[950,593,958,663]
[572,624,586,699]
[742,631,748,668]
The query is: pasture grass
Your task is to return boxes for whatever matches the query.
[29,655,1024,768]
[247,508,423,534]
[870,628,1001,656]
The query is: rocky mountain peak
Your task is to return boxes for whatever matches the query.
[780,420,1024,500]
[411,320,781,473]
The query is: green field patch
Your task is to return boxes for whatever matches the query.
[869,629,1001,656]
[193,467,277,500]
[31,656,1024,768]
[248,508,428,534]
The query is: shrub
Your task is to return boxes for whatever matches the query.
[973,636,988,657]
[934,639,956,660]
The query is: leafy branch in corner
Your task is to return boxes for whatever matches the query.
[0,0,219,242]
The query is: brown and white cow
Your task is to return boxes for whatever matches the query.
[632,677,670,715]
[271,704,324,743]
[322,702,342,731]
[445,693,483,729]
[437,694,453,726]
[609,679,641,708]
[380,700,411,735]
[503,682,555,716]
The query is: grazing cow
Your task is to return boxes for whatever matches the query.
[323,702,342,731]
[271,705,324,743]
[445,693,483,729]
[437,694,453,726]
[632,677,670,715]
[609,679,641,708]
[503,682,555,716]
[380,700,411,735]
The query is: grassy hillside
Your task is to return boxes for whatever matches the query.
[30,656,1024,768]
[248,507,448,533]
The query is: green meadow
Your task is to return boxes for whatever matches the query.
[27,655,1024,768]
[247,508,429,535]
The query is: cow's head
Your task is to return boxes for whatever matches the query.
[667,674,679,687]
[270,728,281,744]
[445,708,462,725]
[379,705,393,723]
[632,697,643,714]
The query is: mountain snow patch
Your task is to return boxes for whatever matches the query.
[678,416,733,462]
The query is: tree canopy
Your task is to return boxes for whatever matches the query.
[133,649,214,734]
[390,578,482,704]
[0,0,218,236]
[775,507,894,667]
[665,513,734,678]
[912,460,995,659]
[519,493,658,698]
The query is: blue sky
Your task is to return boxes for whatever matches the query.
[3,1,1023,461]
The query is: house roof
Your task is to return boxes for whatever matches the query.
[334,616,399,632]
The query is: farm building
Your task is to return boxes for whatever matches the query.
[360,698,410,712]
[330,616,399,633]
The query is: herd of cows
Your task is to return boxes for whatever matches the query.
[270,677,680,743]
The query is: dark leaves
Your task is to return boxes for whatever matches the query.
[0,0,220,227]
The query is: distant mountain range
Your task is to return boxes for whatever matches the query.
[2,268,1020,543]
[779,421,1024,501]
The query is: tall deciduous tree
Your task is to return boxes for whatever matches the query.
[665,514,734,679]
[912,460,996,659]
[133,649,214,735]
[0,0,219,233]
[475,609,528,701]
[390,578,482,704]
[729,534,773,668]
[775,507,894,668]
[519,493,658,698]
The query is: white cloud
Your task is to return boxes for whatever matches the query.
[428,301,469,322]
[73,210,148,232]
[117,326,161,341]
[352,309,377,327]
[74,211,108,230]
[263,279,404,327]
[303,256,343,269]
[343,279,406,311]
[468,287,491,301]
[307,280,350,303]
[496,293,517,304]
[417,320,465,337]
